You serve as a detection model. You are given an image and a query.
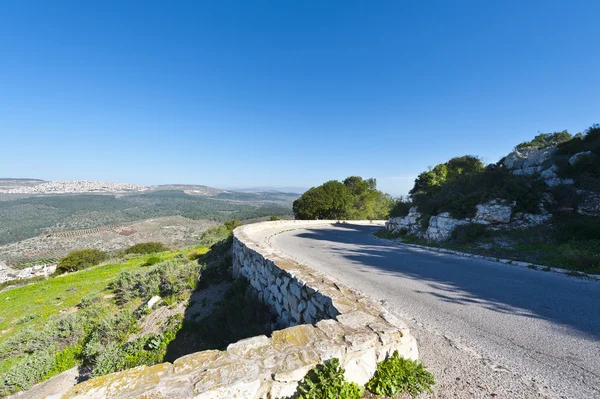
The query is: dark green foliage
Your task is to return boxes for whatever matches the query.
[554,124,600,192]
[451,224,491,244]
[293,180,353,220]
[124,242,169,255]
[366,351,435,397]
[410,155,485,196]
[516,131,572,150]
[223,219,243,231]
[413,165,544,219]
[56,249,109,273]
[293,177,393,220]
[0,349,57,395]
[553,213,600,242]
[297,358,363,399]
[268,215,281,221]
[389,197,412,217]
[548,185,580,211]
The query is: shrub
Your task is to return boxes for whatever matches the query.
[143,255,162,266]
[111,260,200,305]
[268,215,280,221]
[57,249,108,273]
[0,348,56,395]
[366,351,435,397]
[124,242,169,255]
[297,358,363,399]
[451,224,491,245]
[390,197,412,217]
[515,131,572,150]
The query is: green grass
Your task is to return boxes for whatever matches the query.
[0,251,183,342]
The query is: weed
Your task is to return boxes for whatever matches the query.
[366,351,435,397]
[297,358,363,399]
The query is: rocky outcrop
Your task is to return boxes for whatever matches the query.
[474,200,515,224]
[61,221,418,399]
[503,146,556,172]
[424,213,469,241]
[385,207,422,236]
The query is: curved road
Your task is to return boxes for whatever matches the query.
[263,222,600,399]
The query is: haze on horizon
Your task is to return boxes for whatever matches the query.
[1,1,598,197]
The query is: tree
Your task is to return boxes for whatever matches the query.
[410,155,484,196]
[293,181,352,220]
[293,177,393,220]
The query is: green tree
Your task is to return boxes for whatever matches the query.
[410,155,484,196]
[293,177,393,220]
[293,181,352,220]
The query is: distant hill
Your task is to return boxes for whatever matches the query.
[0,179,299,247]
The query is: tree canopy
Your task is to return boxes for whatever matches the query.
[293,177,393,220]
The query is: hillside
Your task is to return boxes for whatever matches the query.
[0,181,298,262]
[384,125,600,274]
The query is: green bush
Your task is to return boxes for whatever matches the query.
[366,351,435,397]
[412,164,545,220]
[451,224,491,245]
[111,260,199,305]
[143,255,162,266]
[0,348,57,395]
[268,215,281,221]
[390,197,412,217]
[515,131,572,150]
[57,249,108,273]
[297,358,363,399]
[124,242,169,255]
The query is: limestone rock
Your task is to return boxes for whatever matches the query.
[424,212,469,242]
[474,199,514,224]
[503,146,556,170]
[227,335,272,358]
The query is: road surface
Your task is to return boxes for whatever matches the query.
[263,222,600,399]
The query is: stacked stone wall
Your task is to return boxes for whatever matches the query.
[61,221,418,399]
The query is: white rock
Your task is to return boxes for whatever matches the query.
[474,199,514,224]
[147,296,161,309]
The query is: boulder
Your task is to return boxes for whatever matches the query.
[503,146,556,170]
[424,213,469,242]
[474,199,514,224]
[568,151,594,166]
[385,207,422,236]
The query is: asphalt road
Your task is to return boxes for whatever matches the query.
[265,223,600,399]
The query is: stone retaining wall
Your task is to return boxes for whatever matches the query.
[62,221,418,399]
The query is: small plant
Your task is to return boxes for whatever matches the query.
[268,215,281,221]
[146,334,163,350]
[366,351,435,397]
[297,358,363,399]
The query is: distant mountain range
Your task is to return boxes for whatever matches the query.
[0,179,305,196]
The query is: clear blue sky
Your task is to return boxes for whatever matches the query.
[1,1,598,196]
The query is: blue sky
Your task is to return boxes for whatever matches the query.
[1,1,598,196]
